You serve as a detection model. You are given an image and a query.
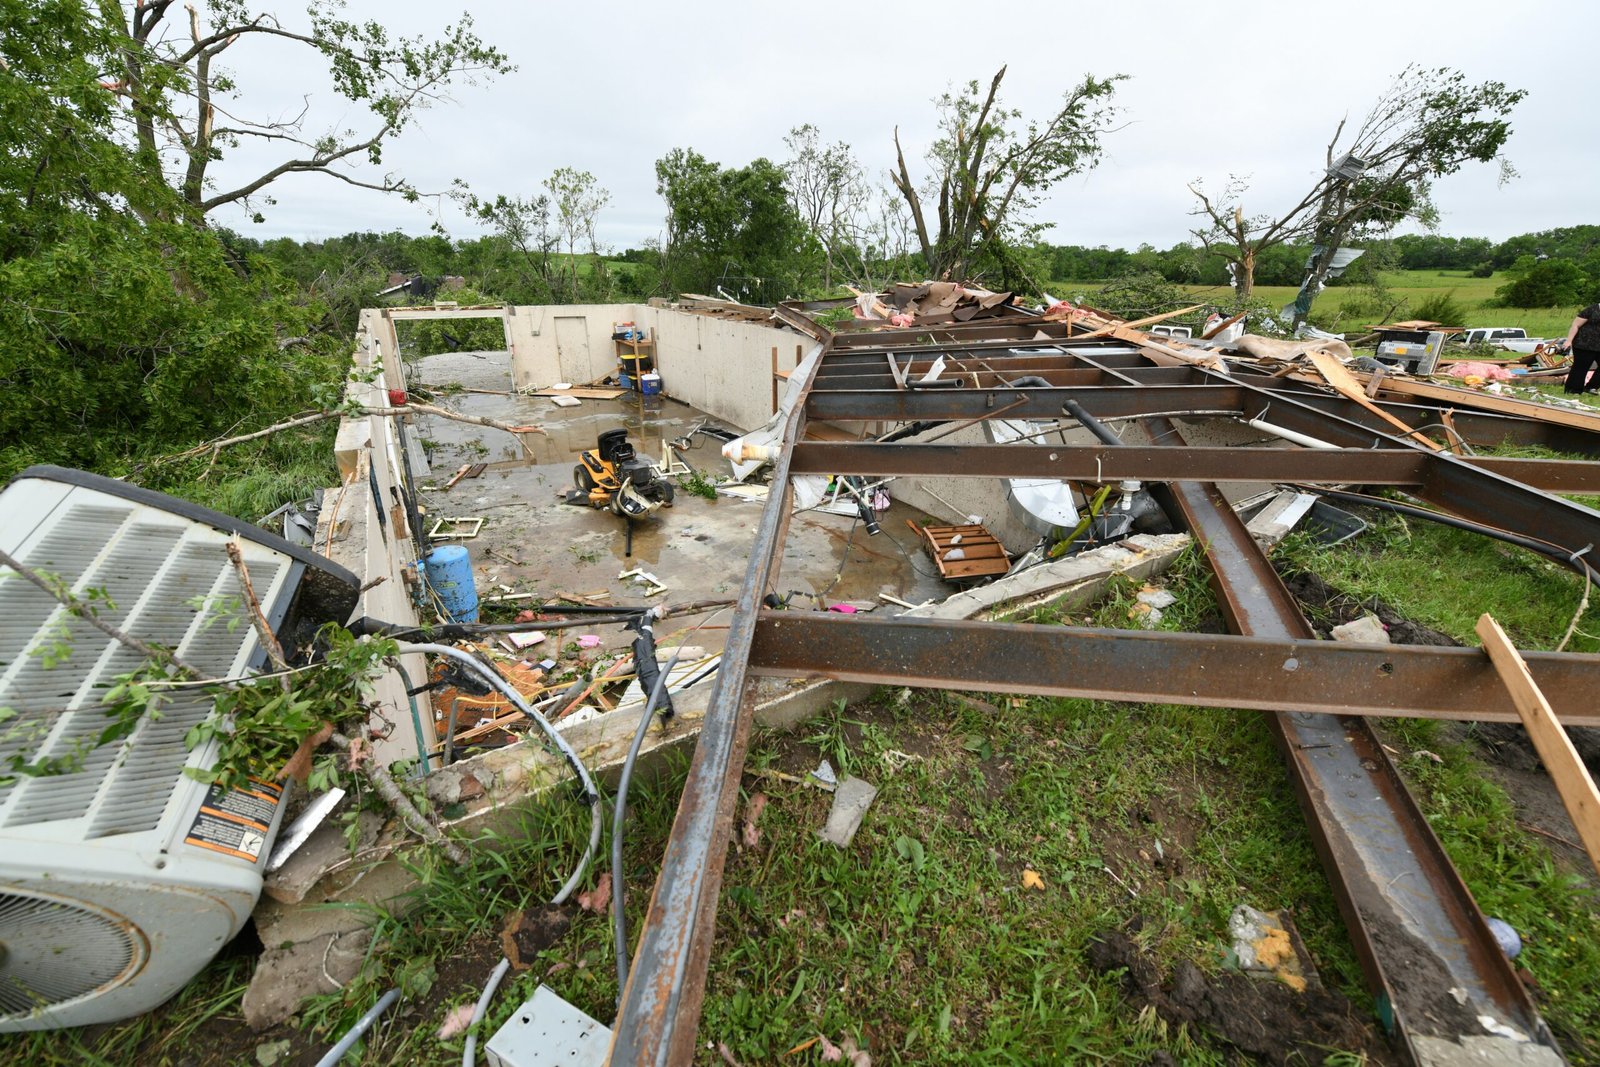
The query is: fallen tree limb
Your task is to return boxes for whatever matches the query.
[159,402,547,476]
[3,541,468,865]
[328,730,469,866]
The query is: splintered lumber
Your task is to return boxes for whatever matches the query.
[443,462,487,490]
[1306,350,1443,451]
[1201,310,1247,340]
[1069,304,1207,340]
[1367,377,1600,435]
[1476,613,1600,880]
[528,387,627,400]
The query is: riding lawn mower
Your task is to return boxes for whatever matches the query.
[573,429,675,520]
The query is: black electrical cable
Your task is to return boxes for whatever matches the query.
[627,613,673,719]
[1290,485,1600,584]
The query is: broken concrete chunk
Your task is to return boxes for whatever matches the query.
[1331,614,1389,645]
[818,776,878,848]
[1135,586,1177,610]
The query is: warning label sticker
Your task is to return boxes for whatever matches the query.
[184,778,283,863]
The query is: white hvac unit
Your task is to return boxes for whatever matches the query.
[0,466,359,1031]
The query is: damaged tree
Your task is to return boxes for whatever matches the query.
[890,65,1123,286]
[1189,65,1524,307]
[105,0,513,223]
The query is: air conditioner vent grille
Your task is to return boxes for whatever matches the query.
[0,507,289,836]
[0,891,138,1018]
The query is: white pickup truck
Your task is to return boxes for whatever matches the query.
[1459,326,1562,354]
[1461,327,1528,346]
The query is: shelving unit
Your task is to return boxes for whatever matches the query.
[613,323,657,391]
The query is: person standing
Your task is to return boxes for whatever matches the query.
[1562,300,1600,393]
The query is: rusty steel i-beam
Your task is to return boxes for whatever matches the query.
[612,317,1600,1065]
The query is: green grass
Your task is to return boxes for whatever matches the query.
[1276,511,1599,655]
[1054,269,1581,337]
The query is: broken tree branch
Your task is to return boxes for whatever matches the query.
[225,541,292,694]
[157,402,546,474]
[329,730,468,865]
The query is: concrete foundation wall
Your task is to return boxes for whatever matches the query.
[326,313,434,765]
[506,303,804,432]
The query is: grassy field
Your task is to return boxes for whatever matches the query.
[1054,269,1581,338]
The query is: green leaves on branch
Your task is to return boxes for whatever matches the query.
[891,65,1125,288]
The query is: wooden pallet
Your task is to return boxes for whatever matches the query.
[916,522,1010,582]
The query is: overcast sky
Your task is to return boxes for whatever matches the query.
[201,0,1594,252]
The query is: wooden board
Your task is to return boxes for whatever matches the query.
[1476,613,1600,880]
[917,523,1011,581]
[1363,376,1600,435]
[1306,350,1443,450]
[529,387,627,400]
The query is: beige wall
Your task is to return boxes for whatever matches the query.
[505,303,803,432]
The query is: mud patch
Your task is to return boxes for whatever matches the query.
[1278,567,1600,774]
[1088,922,1393,1065]
[1277,568,1457,646]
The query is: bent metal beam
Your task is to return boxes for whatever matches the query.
[613,318,1592,1065]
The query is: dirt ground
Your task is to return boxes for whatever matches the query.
[1282,566,1600,893]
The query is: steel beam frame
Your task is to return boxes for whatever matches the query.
[612,328,1597,1064]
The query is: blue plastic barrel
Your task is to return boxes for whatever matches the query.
[424,545,479,622]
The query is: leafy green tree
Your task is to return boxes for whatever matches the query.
[0,1,340,501]
[655,149,806,301]
[890,66,1124,288]
[544,168,611,303]
[1495,257,1593,308]
[103,0,513,223]
[783,124,872,291]
[1190,66,1524,307]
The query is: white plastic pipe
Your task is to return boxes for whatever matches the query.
[1246,418,1338,451]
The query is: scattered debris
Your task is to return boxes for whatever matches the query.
[577,872,612,916]
[1227,905,1318,993]
[1088,923,1385,1065]
[741,793,768,848]
[1133,585,1178,628]
[818,776,878,847]
[619,568,668,597]
[1486,917,1523,959]
[808,759,838,791]
[436,1004,477,1041]
[1330,613,1390,645]
[428,516,483,540]
[917,523,1010,582]
[1243,490,1318,546]
[443,461,487,490]
[500,906,575,973]
[507,631,547,650]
